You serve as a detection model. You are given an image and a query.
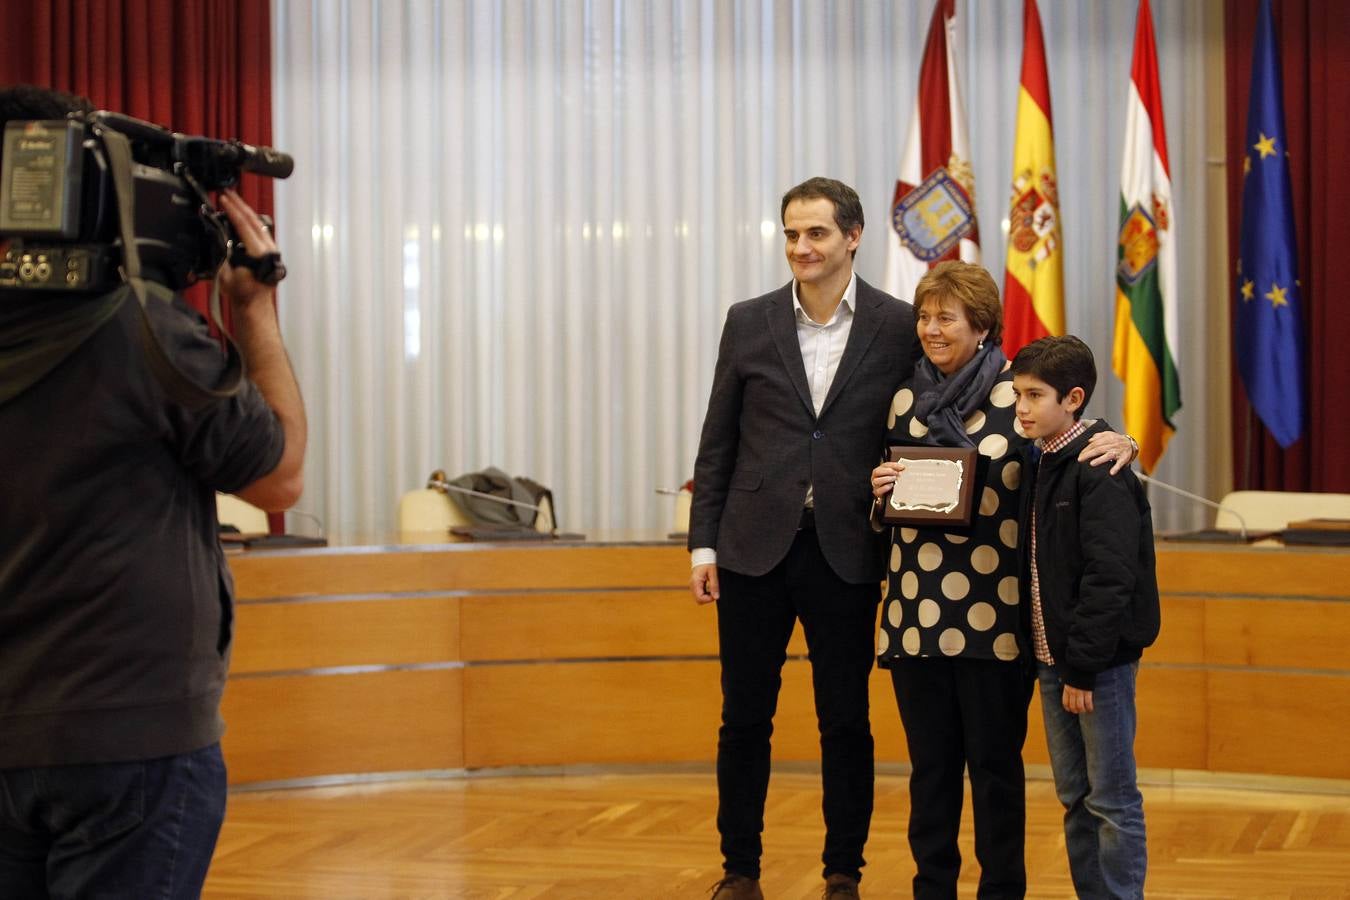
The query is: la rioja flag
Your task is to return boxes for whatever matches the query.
[1112,0,1181,473]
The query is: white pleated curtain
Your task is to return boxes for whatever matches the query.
[270,0,1224,540]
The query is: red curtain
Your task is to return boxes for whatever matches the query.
[1225,0,1350,492]
[2,0,282,530]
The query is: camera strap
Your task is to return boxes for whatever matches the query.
[100,128,245,411]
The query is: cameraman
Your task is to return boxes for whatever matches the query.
[0,85,305,898]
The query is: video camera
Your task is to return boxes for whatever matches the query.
[0,110,292,293]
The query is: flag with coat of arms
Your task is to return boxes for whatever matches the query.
[1002,0,1064,357]
[1112,0,1181,474]
[883,0,980,304]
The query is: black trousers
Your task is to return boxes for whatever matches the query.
[714,525,880,882]
[890,657,1035,899]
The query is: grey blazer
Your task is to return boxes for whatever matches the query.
[689,276,919,584]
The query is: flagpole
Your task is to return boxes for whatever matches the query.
[1242,403,1253,489]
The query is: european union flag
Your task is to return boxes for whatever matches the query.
[1235,0,1306,448]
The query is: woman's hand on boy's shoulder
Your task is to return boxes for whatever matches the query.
[1079,430,1137,476]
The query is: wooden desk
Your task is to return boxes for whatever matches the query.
[222,539,1350,785]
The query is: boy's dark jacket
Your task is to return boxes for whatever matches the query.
[1017,419,1161,689]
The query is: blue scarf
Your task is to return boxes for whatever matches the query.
[911,343,1008,448]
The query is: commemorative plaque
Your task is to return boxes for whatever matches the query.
[881,445,978,526]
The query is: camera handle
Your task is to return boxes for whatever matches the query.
[101,127,245,410]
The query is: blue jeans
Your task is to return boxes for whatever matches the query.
[0,743,227,899]
[1037,663,1146,900]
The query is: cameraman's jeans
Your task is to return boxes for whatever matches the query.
[0,742,226,899]
[1037,662,1146,900]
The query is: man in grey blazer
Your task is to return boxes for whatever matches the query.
[690,178,919,899]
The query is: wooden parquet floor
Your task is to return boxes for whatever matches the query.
[203,772,1350,899]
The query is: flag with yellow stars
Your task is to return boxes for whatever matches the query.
[1113,0,1180,474]
[1235,0,1305,448]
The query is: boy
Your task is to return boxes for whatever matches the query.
[1010,336,1161,900]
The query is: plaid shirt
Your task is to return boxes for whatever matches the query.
[1029,419,1088,665]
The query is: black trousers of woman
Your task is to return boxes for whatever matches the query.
[890,657,1035,900]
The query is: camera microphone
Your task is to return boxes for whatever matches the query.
[179,137,294,188]
[90,114,295,183]
[225,142,294,180]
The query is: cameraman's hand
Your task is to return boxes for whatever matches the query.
[216,189,280,310]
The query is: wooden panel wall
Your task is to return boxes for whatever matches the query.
[221,669,463,784]
[222,541,1350,785]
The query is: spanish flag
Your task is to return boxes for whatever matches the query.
[1113,0,1180,473]
[1002,0,1063,357]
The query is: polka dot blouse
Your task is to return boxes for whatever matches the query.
[877,368,1028,665]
